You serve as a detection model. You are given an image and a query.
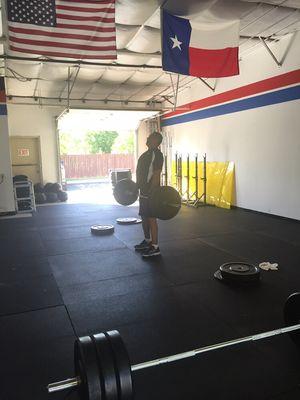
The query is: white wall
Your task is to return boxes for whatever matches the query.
[0,111,15,212]
[7,105,63,183]
[162,32,300,220]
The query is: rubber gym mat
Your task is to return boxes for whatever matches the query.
[0,255,52,283]
[44,235,126,256]
[49,247,159,287]
[60,272,173,305]
[0,306,76,400]
[0,275,63,316]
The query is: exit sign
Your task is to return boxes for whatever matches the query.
[17,148,30,157]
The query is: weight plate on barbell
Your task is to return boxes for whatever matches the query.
[219,262,260,283]
[74,336,103,400]
[91,225,114,236]
[284,292,300,346]
[149,186,181,220]
[113,179,138,206]
[106,330,133,400]
[116,217,137,225]
[91,333,119,400]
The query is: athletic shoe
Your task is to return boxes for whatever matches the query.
[142,246,161,258]
[134,240,151,252]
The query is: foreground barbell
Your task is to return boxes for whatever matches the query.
[113,179,182,220]
[47,292,300,399]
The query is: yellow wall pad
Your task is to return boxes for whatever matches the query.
[171,160,235,209]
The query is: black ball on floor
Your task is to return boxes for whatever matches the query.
[57,190,68,202]
[46,192,58,203]
[51,182,62,193]
[35,192,47,204]
[44,183,53,193]
[34,183,44,193]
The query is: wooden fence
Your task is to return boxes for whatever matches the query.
[61,154,135,179]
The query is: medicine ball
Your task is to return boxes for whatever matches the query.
[35,193,47,204]
[57,190,68,202]
[51,182,62,193]
[34,183,44,193]
[44,183,53,193]
[46,192,58,203]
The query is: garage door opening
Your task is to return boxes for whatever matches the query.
[57,109,158,204]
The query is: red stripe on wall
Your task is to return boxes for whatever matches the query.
[164,69,300,119]
[189,47,239,78]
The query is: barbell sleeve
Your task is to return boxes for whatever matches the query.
[47,322,300,393]
[47,377,80,393]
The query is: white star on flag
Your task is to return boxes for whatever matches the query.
[170,35,182,50]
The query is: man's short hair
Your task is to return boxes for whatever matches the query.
[151,131,163,145]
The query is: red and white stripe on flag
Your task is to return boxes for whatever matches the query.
[189,19,240,78]
[7,0,117,60]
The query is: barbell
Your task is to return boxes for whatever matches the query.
[47,292,300,399]
[113,179,182,220]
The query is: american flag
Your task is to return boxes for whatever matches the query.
[6,0,117,60]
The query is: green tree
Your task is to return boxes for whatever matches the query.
[112,131,134,154]
[86,130,119,153]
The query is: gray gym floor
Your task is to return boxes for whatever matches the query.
[0,200,300,399]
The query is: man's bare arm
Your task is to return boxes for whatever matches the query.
[150,170,162,190]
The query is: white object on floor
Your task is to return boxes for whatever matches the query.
[259,262,279,271]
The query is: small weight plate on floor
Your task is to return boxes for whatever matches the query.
[219,262,260,283]
[91,225,114,236]
[284,292,300,346]
[91,333,119,400]
[74,335,103,400]
[116,217,137,225]
[105,330,133,400]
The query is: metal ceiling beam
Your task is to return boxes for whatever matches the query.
[58,65,80,101]
[125,72,166,102]
[148,74,191,102]
[124,5,161,50]
[104,70,137,101]
[81,70,107,100]
[0,55,162,69]
[33,62,43,99]
[239,6,298,47]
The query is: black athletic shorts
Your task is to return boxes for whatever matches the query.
[139,193,155,218]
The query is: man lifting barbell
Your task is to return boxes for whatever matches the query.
[135,131,164,257]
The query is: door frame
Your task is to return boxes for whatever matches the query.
[10,135,44,183]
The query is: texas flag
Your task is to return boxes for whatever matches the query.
[162,10,240,78]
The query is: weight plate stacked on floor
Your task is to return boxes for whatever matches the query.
[91,225,114,236]
[105,331,133,400]
[91,333,119,400]
[116,217,137,225]
[214,262,260,283]
[149,186,181,220]
[74,336,103,400]
[284,292,300,346]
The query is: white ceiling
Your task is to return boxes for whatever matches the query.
[1,0,300,109]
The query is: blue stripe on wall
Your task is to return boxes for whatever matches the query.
[0,104,7,115]
[162,85,300,127]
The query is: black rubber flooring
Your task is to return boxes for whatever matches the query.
[0,202,300,399]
